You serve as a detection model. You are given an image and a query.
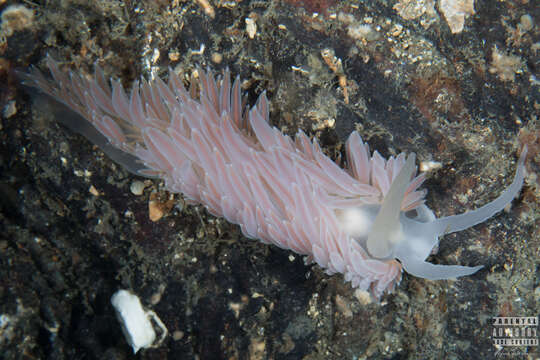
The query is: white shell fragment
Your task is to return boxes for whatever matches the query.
[111,289,168,353]
[245,17,257,39]
[439,0,475,34]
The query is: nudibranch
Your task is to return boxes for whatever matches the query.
[24,57,527,297]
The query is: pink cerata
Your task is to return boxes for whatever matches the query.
[25,56,527,298]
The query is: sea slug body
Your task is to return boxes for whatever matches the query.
[25,57,527,298]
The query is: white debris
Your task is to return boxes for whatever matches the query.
[439,0,475,34]
[111,289,168,353]
[420,160,443,172]
[489,45,523,82]
[130,180,146,196]
[245,17,257,39]
[394,0,434,20]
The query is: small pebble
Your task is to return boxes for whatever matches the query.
[130,180,146,195]
[519,14,533,32]
[172,330,184,341]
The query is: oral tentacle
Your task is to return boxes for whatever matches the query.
[366,154,416,259]
[432,146,527,237]
[396,248,483,280]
